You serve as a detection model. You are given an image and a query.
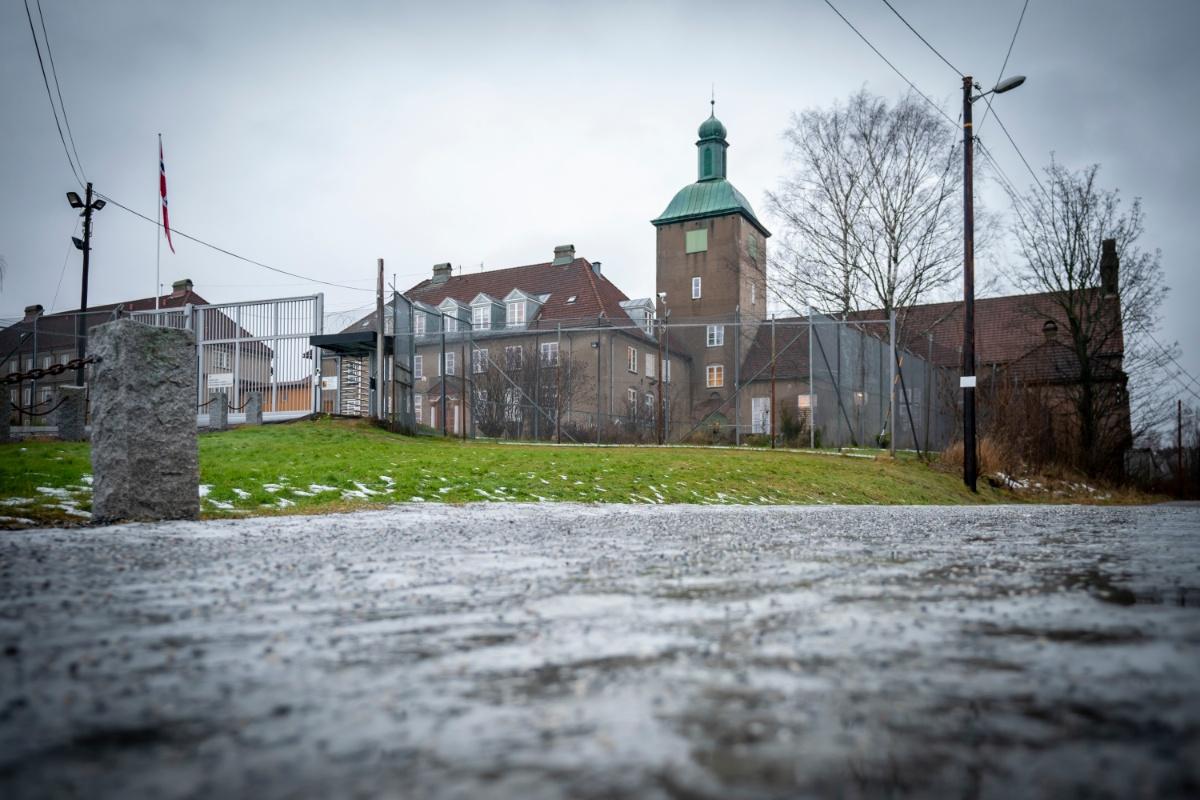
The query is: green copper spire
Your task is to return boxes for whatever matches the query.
[696,100,728,181]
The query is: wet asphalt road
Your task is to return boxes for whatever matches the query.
[1,503,1198,799]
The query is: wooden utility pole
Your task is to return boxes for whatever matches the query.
[1180,399,1185,498]
[961,75,978,492]
[769,315,777,448]
[656,313,665,445]
[76,182,95,385]
[375,258,385,421]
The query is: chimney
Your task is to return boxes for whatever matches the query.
[1042,319,1058,342]
[432,263,453,284]
[552,244,576,266]
[591,260,602,277]
[171,278,194,297]
[1100,238,1119,296]
[23,304,44,322]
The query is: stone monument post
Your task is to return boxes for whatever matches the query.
[245,391,263,425]
[54,385,88,442]
[209,393,228,431]
[89,319,199,522]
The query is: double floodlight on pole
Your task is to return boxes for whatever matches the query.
[66,182,105,384]
[961,74,1025,492]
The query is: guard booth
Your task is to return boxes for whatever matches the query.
[308,291,415,432]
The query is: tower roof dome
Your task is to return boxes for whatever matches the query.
[697,113,727,141]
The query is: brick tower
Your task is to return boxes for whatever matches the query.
[653,103,771,426]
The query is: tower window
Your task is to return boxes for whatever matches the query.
[703,147,713,177]
[747,234,758,262]
[706,364,724,388]
[685,229,708,254]
[692,276,702,299]
[706,325,724,347]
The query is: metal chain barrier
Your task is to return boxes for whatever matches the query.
[11,396,69,417]
[228,398,251,411]
[2,356,101,385]
[196,397,218,410]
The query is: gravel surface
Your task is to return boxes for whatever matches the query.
[1,503,1198,799]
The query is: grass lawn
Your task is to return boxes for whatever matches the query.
[0,416,1126,527]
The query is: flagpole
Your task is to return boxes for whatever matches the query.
[156,133,162,310]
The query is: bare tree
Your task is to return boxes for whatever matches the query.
[767,90,963,319]
[1007,159,1171,477]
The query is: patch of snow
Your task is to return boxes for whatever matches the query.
[207,499,234,510]
[380,475,395,485]
[277,498,295,509]
[36,486,72,499]
[262,484,283,493]
[409,496,425,502]
[232,488,251,499]
[309,484,337,493]
[198,484,212,497]
[0,498,36,507]
[291,490,314,497]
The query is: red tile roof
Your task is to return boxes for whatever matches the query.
[404,258,635,329]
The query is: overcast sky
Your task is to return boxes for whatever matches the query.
[2,0,1197,392]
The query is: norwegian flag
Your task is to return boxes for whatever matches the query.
[159,135,175,253]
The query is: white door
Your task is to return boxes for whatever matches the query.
[752,397,770,434]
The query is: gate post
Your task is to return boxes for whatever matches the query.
[54,385,87,442]
[0,395,11,443]
[210,392,229,431]
[245,391,263,425]
[89,319,199,522]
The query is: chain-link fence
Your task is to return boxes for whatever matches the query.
[356,308,960,452]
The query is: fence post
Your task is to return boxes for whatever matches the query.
[246,391,263,425]
[210,392,228,431]
[0,395,11,443]
[89,318,199,522]
[54,385,87,442]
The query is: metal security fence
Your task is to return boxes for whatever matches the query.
[133,294,324,424]
[349,303,959,452]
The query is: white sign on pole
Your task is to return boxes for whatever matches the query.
[959,375,977,389]
[208,372,234,389]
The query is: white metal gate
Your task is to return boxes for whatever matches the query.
[130,293,323,425]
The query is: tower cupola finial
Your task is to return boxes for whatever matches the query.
[696,95,728,181]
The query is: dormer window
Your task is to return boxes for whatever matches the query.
[507,301,526,327]
[472,305,489,331]
[566,296,577,305]
[414,313,426,335]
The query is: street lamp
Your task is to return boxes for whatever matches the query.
[66,182,105,385]
[962,74,1025,492]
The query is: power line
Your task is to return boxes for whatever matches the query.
[50,218,80,312]
[880,0,962,76]
[34,0,86,182]
[94,192,375,293]
[22,0,82,187]
[821,0,959,129]
[979,94,1048,199]
[1130,319,1200,396]
[977,0,1030,135]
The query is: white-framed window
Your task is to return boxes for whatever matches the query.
[414,313,426,335]
[645,393,654,413]
[472,305,489,330]
[685,228,708,253]
[444,351,456,376]
[706,364,724,388]
[414,394,423,421]
[627,387,637,407]
[664,358,671,383]
[507,302,526,327]
[444,315,458,333]
[414,354,424,379]
[692,277,702,299]
[475,389,489,406]
[627,346,638,373]
[540,341,559,366]
[505,345,523,370]
[24,357,33,371]
[646,353,656,379]
[42,355,52,369]
[472,348,488,374]
[706,325,724,347]
[751,282,757,306]
[60,353,70,365]
[213,350,230,370]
